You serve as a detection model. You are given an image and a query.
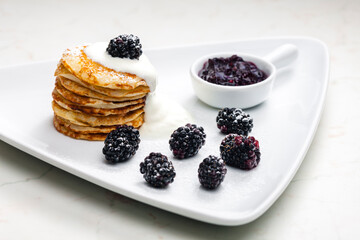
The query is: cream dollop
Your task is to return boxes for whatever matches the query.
[140,93,193,139]
[84,42,190,138]
[84,42,157,92]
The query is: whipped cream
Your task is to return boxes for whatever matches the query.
[140,93,193,139]
[84,42,157,92]
[84,42,191,138]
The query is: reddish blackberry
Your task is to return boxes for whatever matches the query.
[216,108,253,136]
[106,34,142,60]
[102,125,140,163]
[198,155,227,189]
[140,152,176,188]
[169,123,206,159]
[220,134,261,170]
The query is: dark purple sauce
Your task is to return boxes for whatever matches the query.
[198,55,267,86]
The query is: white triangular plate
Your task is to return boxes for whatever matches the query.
[0,37,329,226]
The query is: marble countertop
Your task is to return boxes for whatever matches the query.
[1,0,359,239]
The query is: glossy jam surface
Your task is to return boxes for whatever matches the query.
[198,55,267,86]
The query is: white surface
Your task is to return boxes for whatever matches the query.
[0,0,360,239]
[263,44,298,69]
[0,37,328,225]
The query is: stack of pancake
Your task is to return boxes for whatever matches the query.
[52,46,150,140]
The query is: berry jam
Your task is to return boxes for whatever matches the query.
[198,55,267,86]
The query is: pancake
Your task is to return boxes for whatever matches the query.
[55,63,150,98]
[60,46,148,90]
[55,78,146,109]
[58,76,146,101]
[52,42,155,140]
[54,114,144,134]
[52,101,144,127]
[52,88,145,116]
[54,117,107,141]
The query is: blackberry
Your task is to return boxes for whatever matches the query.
[169,123,206,159]
[102,125,140,163]
[106,34,142,59]
[216,108,253,136]
[198,155,227,189]
[140,152,176,188]
[220,134,261,170]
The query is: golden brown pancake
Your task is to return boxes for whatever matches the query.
[54,79,146,109]
[52,101,144,127]
[55,63,150,98]
[54,114,144,134]
[52,88,145,116]
[52,44,151,140]
[58,76,145,101]
[53,117,107,141]
[60,46,148,90]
